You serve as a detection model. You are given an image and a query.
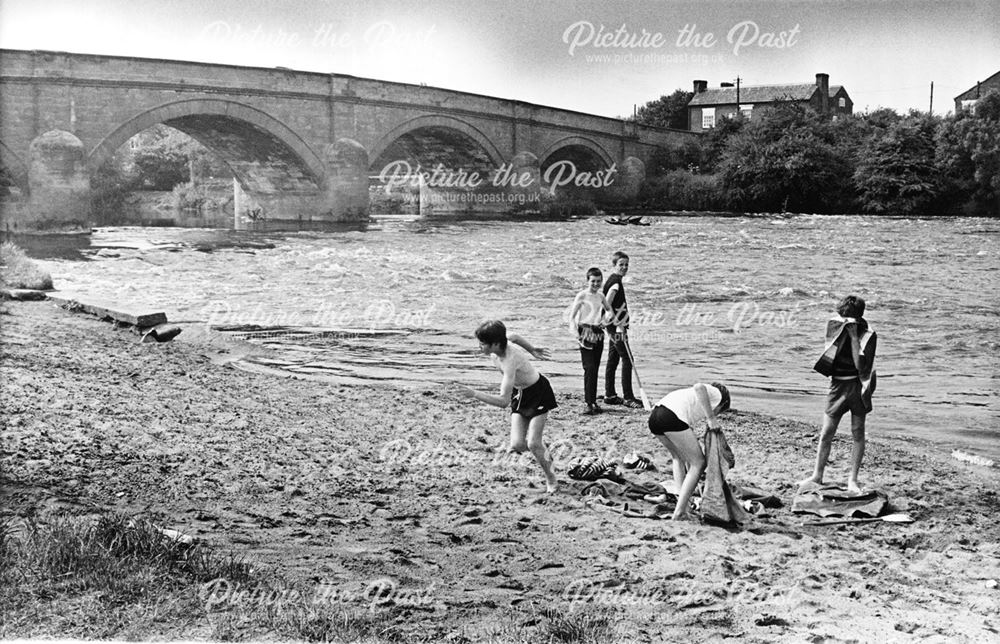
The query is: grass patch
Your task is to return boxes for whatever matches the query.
[0,512,444,641]
[0,241,53,290]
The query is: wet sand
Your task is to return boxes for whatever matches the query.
[2,300,999,642]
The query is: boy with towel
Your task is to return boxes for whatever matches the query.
[801,295,878,494]
[647,382,733,521]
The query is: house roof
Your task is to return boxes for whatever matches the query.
[688,82,844,106]
[954,70,1000,101]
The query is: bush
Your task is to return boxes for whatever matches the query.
[0,241,53,290]
[637,170,726,211]
[854,114,941,215]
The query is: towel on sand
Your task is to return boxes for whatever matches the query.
[700,428,748,526]
[814,317,878,412]
[792,484,888,518]
[581,480,675,519]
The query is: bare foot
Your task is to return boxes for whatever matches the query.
[545,474,558,494]
[671,511,697,522]
[797,475,823,488]
[846,480,863,494]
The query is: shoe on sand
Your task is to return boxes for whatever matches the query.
[604,396,624,405]
[623,398,643,409]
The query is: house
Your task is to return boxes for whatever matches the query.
[954,70,1000,114]
[686,73,853,132]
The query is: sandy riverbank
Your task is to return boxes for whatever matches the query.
[1,299,998,642]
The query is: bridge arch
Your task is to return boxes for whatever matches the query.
[538,135,615,168]
[369,115,505,170]
[87,99,327,190]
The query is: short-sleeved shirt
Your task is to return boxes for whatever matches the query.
[603,273,628,329]
[656,384,723,427]
[490,343,539,390]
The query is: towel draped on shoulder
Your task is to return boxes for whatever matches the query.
[813,317,878,412]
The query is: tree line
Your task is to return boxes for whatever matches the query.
[631,89,1000,217]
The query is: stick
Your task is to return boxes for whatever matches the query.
[622,335,652,411]
[803,512,913,526]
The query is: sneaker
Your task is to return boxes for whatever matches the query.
[581,405,595,416]
[623,398,643,409]
[591,403,603,415]
[604,396,624,405]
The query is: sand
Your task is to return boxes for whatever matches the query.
[2,299,999,642]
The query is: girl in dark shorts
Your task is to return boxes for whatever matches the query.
[455,320,559,493]
[648,382,730,520]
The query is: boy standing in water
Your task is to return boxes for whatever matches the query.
[801,295,878,494]
[455,321,560,493]
[603,251,642,408]
[569,267,613,415]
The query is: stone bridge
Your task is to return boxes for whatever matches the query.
[0,49,695,229]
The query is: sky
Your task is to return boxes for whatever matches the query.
[1,0,997,118]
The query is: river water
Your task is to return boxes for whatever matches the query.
[21,214,1000,466]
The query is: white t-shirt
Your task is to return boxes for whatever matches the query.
[656,383,723,426]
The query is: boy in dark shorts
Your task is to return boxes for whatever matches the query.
[603,251,642,408]
[800,295,878,494]
[455,320,559,493]
[647,382,731,521]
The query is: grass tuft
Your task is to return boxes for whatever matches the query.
[538,606,616,644]
[0,241,53,290]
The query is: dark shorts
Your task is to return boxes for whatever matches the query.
[648,405,689,435]
[511,375,558,418]
[826,378,867,418]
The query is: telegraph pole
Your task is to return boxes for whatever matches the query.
[929,81,934,115]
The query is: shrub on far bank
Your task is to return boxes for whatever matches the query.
[637,170,727,211]
[0,242,53,290]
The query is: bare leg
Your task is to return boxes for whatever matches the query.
[526,413,558,493]
[847,413,867,493]
[657,430,705,520]
[509,414,529,453]
[658,436,687,495]
[800,414,841,487]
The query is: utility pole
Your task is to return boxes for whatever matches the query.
[736,76,741,107]
[929,81,934,115]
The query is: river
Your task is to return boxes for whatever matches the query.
[17,213,1000,466]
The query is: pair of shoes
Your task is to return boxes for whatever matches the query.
[623,398,643,409]
[604,396,624,405]
[622,452,657,471]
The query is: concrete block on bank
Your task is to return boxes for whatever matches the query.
[0,288,48,301]
[48,293,168,328]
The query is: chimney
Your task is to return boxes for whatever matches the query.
[693,80,708,94]
[816,73,830,115]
